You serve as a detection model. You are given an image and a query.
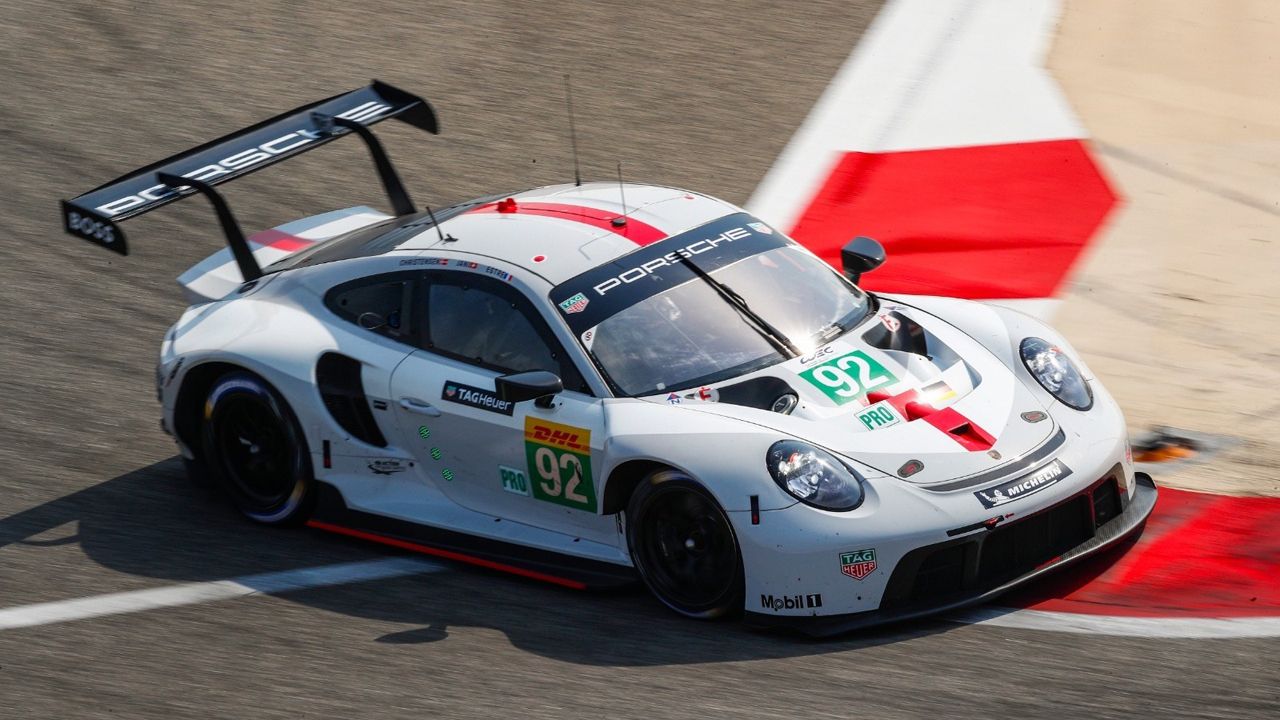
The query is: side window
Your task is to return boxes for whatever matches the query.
[423,274,590,394]
[325,274,415,342]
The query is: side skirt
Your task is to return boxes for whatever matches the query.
[307,481,638,591]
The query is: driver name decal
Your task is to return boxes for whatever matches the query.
[524,418,596,512]
[798,350,897,405]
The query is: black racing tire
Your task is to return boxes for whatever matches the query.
[201,372,314,525]
[181,456,213,487]
[625,470,745,619]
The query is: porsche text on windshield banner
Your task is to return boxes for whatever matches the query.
[550,213,790,333]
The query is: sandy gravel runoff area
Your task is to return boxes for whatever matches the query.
[1050,0,1280,495]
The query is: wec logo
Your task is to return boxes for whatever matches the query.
[94,101,392,217]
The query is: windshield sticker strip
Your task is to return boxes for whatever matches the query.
[469,201,667,245]
[550,212,790,332]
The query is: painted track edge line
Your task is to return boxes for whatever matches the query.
[947,606,1280,639]
[0,557,445,631]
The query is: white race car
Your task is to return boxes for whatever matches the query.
[62,83,1156,634]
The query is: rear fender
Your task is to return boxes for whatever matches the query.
[178,206,391,303]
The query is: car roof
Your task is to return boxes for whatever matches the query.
[393,182,738,285]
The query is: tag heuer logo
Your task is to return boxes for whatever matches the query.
[559,292,590,314]
[840,548,877,580]
[747,221,773,235]
[440,380,515,416]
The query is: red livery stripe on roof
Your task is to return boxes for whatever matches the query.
[469,201,667,245]
[248,228,314,252]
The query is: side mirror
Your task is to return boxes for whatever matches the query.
[495,370,564,408]
[841,236,885,284]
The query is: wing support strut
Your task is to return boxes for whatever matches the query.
[156,173,262,282]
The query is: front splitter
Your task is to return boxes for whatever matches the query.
[745,473,1158,636]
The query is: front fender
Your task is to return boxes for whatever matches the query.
[601,400,799,512]
[889,293,1097,379]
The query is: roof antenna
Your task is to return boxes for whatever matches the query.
[612,161,628,227]
[564,74,582,187]
[425,205,456,242]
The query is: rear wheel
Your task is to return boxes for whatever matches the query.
[625,470,744,619]
[202,372,313,525]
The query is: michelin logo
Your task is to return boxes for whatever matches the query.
[974,459,1072,509]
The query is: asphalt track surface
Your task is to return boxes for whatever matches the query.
[0,2,1276,718]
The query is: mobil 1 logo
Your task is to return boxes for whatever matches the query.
[760,593,823,612]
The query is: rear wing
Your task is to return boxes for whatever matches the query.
[60,80,436,281]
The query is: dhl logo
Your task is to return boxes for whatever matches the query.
[524,417,590,453]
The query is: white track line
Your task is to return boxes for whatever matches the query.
[0,557,445,631]
[949,606,1280,639]
[747,0,1081,232]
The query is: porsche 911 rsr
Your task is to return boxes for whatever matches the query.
[60,82,1156,634]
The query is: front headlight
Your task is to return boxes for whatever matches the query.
[766,440,864,511]
[1020,337,1093,410]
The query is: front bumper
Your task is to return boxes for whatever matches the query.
[744,472,1157,636]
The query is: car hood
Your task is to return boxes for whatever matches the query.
[642,300,1058,486]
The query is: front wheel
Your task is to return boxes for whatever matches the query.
[625,470,744,619]
[202,372,314,525]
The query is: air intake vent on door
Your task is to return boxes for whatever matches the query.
[316,352,388,448]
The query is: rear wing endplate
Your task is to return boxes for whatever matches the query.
[60,81,436,281]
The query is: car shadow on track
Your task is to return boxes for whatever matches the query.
[1,458,964,665]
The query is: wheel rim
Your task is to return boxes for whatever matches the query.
[213,394,296,510]
[635,485,738,610]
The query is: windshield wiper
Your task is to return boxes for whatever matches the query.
[681,256,801,358]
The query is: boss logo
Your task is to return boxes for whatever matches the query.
[66,211,116,244]
[93,101,391,218]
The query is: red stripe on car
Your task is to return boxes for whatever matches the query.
[249,229,313,252]
[865,389,997,451]
[306,520,588,590]
[469,201,667,245]
[921,407,997,451]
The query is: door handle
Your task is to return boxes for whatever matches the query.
[399,398,442,417]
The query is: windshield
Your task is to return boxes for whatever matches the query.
[576,233,872,396]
